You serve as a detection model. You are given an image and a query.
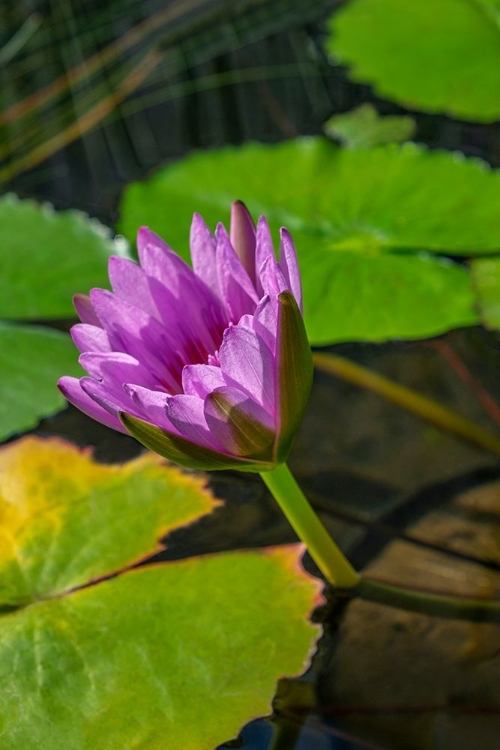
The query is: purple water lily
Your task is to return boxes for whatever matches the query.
[58,202,312,471]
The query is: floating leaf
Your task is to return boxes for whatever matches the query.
[0,322,83,441]
[0,438,321,749]
[323,104,416,148]
[471,257,500,330]
[0,194,129,320]
[327,0,500,123]
[118,138,500,345]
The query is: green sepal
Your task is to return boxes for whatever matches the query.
[274,291,313,463]
[206,390,275,460]
[119,413,274,472]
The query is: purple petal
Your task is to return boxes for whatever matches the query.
[215,224,259,322]
[73,294,101,327]
[182,364,225,398]
[79,351,159,390]
[122,384,171,429]
[254,217,275,297]
[252,295,279,355]
[80,377,131,416]
[108,256,158,318]
[89,289,183,392]
[279,228,302,312]
[165,394,223,450]
[138,227,195,297]
[230,201,256,284]
[137,226,173,258]
[259,255,289,299]
[58,376,127,433]
[190,213,220,299]
[204,385,274,456]
[71,324,111,354]
[218,324,275,414]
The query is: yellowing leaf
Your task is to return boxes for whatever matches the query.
[0,436,218,607]
[0,437,321,749]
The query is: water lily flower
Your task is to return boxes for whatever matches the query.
[58,202,312,471]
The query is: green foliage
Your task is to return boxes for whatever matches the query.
[0,437,321,749]
[0,195,125,440]
[471,257,500,330]
[0,194,125,320]
[324,104,416,148]
[327,0,500,123]
[0,323,82,440]
[118,138,500,345]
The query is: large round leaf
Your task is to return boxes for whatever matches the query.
[117,139,499,345]
[327,0,500,123]
[0,438,321,749]
[0,194,129,320]
[0,322,82,441]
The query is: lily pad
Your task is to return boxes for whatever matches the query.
[471,257,500,330]
[0,194,129,320]
[0,437,321,749]
[327,0,500,123]
[0,322,83,441]
[118,138,500,345]
[323,104,416,148]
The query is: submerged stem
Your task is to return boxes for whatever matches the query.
[260,463,360,588]
[357,577,500,624]
[313,352,500,460]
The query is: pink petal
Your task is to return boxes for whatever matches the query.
[73,294,101,327]
[89,289,183,391]
[165,394,223,450]
[251,295,279,355]
[108,256,159,318]
[204,385,275,456]
[182,364,225,398]
[57,376,127,433]
[259,255,289,299]
[254,217,275,297]
[79,351,159,390]
[80,377,132,416]
[279,228,302,312]
[230,201,256,284]
[122,384,171,430]
[71,324,111,354]
[215,224,259,322]
[218,324,275,414]
[190,213,220,299]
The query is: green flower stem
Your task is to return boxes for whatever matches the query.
[262,464,500,623]
[313,352,500,460]
[260,463,361,588]
[357,577,500,624]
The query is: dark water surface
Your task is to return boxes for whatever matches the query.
[3,1,500,748]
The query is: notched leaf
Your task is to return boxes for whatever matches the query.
[0,435,219,607]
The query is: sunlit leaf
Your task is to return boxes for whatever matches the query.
[471,257,500,330]
[0,438,321,749]
[323,104,416,148]
[0,323,82,441]
[118,138,499,345]
[326,0,500,123]
[0,194,129,320]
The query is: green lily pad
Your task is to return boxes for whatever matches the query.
[326,0,500,123]
[118,138,500,345]
[471,257,500,329]
[0,322,83,441]
[0,437,321,749]
[0,194,129,320]
[324,104,416,148]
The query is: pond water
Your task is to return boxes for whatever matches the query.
[2,0,500,748]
